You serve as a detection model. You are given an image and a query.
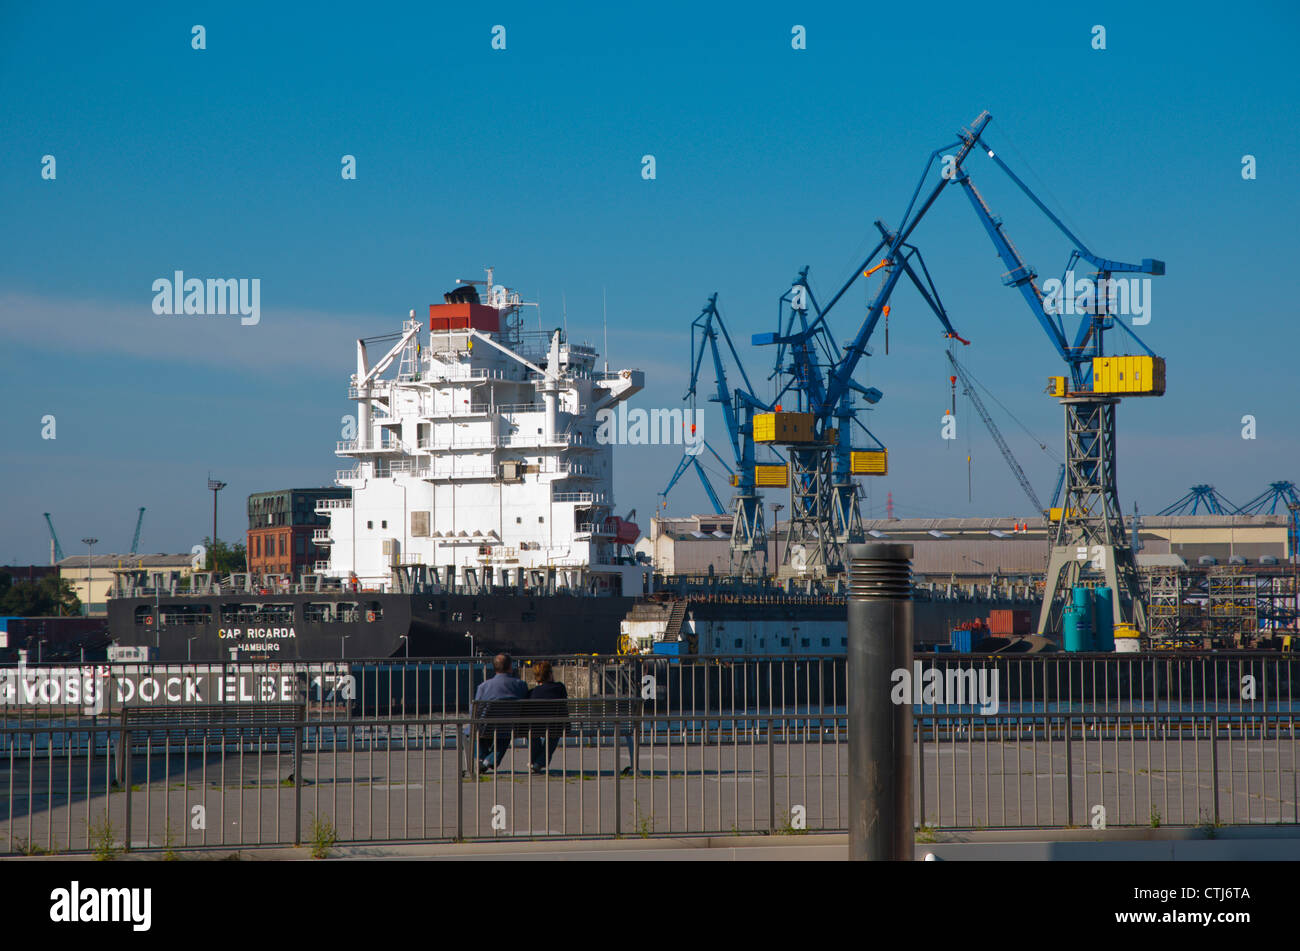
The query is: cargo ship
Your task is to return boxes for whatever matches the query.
[108,271,1025,662]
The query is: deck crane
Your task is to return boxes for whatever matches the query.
[943,110,1165,636]
[680,294,774,577]
[129,506,146,556]
[43,512,66,565]
[946,351,1043,513]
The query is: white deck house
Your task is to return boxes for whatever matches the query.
[321,273,649,595]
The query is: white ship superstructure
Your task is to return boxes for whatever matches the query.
[322,271,650,595]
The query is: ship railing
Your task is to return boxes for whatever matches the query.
[336,439,401,453]
[553,492,596,503]
[314,498,352,513]
[312,529,332,543]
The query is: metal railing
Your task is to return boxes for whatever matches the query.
[2,653,1298,854]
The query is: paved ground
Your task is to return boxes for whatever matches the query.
[1,729,1296,854]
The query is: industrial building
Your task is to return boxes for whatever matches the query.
[57,554,195,615]
[246,488,349,577]
[642,512,1297,644]
[642,512,1291,579]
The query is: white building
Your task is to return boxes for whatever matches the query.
[323,273,650,596]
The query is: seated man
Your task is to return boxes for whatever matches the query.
[526,661,569,774]
[473,653,529,772]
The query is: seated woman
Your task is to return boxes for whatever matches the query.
[527,661,569,774]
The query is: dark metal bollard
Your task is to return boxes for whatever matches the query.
[847,543,914,860]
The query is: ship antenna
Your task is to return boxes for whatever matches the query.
[603,286,609,374]
[562,291,568,340]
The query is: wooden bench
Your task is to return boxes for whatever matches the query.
[464,696,643,777]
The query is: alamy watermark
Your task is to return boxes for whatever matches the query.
[1041,271,1150,325]
[890,662,1000,714]
[595,403,704,454]
[152,271,260,325]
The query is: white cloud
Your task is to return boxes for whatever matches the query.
[0,290,392,374]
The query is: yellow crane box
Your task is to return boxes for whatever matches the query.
[850,450,888,475]
[1092,356,1165,396]
[1047,376,1067,397]
[755,464,789,487]
[753,412,815,443]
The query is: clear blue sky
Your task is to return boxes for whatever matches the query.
[2,1,1298,562]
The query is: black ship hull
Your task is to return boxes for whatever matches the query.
[109,590,639,662]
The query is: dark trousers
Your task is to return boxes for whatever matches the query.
[477,729,513,767]
[530,731,563,770]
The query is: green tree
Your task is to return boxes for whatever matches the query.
[201,537,248,574]
[0,573,81,617]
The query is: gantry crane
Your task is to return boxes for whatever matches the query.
[944,110,1165,636]
[1157,485,1237,516]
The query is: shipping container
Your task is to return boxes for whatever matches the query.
[1091,355,1165,396]
[988,608,1032,635]
[950,629,976,653]
[753,412,815,443]
[850,449,888,475]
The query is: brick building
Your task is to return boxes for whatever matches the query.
[247,488,349,576]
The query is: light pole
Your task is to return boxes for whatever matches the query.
[208,476,227,559]
[399,634,409,658]
[188,636,197,661]
[769,504,783,578]
[464,631,475,657]
[81,538,98,617]
[340,635,350,658]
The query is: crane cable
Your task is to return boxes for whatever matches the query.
[956,356,1063,464]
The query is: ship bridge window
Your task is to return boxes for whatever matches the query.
[734,639,743,649]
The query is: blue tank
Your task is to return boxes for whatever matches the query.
[1094,586,1115,651]
[1066,587,1095,651]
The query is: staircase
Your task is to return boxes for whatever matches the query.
[662,600,688,642]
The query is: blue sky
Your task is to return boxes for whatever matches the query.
[2,1,1298,562]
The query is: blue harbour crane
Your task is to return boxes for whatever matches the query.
[941,110,1166,636]
[665,294,774,577]
[1157,485,1238,517]
[43,512,66,565]
[753,215,971,574]
[129,506,146,556]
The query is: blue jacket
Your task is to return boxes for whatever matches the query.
[474,672,529,702]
